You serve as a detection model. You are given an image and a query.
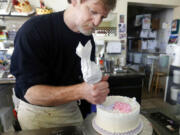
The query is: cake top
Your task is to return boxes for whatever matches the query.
[97,96,140,114]
[13,0,32,13]
[113,102,132,113]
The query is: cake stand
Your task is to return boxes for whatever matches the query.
[82,113,153,135]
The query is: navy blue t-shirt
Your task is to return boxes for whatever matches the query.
[10,11,95,102]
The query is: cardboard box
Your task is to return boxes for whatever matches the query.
[137,40,142,51]
[152,19,160,30]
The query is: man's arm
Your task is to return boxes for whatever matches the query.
[25,76,109,106]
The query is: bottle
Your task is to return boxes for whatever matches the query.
[12,109,21,131]
[99,54,104,72]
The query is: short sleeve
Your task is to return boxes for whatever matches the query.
[10,20,51,98]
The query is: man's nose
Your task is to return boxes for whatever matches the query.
[93,15,102,26]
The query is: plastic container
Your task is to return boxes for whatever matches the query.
[159,55,169,68]
[170,87,180,101]
[172,46,180,67]
[104,60,114,73]
[133,53,142,64]
[173,70,180,84]
[91,104,96,112]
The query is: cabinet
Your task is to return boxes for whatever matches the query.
[127,5,172,66]
[108,74,144,104]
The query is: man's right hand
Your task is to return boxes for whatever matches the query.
[80,76,110,104]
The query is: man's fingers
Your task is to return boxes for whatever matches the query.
[101,75,109,81]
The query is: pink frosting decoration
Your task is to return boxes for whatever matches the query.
[113,102,132,113]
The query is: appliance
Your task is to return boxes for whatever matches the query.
[170,86,180,101]
[173,70,180,84]
[165,44,180,104]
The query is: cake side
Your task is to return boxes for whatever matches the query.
[94,96,140,133]
[13,0,32,13]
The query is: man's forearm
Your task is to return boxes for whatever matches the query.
[24,76,110,106]
[24,84,83,106]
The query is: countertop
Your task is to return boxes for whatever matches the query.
[0,78,15,84]
[2,113,152,135]
[105,68,145,77]
[0,68,144,85]
[0,71,15,84]
[2,102,180,135]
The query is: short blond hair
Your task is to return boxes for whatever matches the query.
[67,0,117,10]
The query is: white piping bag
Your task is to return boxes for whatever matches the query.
[76,40,102,84]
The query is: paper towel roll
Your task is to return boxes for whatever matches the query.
[172,46,180,67]
[173,70,180,84]
[170,87,180,101]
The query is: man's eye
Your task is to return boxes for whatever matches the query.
[101,16,105,20]
[90,10,97,15]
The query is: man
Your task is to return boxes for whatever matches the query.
[10,0,116,130]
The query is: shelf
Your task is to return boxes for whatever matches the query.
[128,50,166,54]
[127,36,156,40]
[0,11,35,19]
[93,36,119,41]
[0,13,35,18]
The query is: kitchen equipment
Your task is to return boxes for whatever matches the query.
[173,70,180,84]
[170,86,180,101]
[120,57,125,66]
[150,112,179,133]
[104,60,114,73]
[128,52,133,62]
[51,126,83,135]
[172,45,180,67]
[133,53,142,64]
[159,54,169,68]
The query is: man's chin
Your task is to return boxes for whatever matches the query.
[78,28,93,36]
[81,30,93,36]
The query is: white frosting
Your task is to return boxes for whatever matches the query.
[94,96,140,133]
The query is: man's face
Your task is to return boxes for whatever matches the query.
[74,0,109,36]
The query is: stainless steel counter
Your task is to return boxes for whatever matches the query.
[2,113,152,135]
[0,78,15,84]
[2,126,84,135]
[105,68,145,77]
[2,100,180,135]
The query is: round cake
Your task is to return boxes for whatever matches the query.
[36,7,53,15]
[13,0,32,13]
[93,96,142,134]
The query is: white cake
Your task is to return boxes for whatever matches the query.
[93,96,142,134]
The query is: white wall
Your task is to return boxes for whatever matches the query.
[173,7,180,19]
[127,0,180,7]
